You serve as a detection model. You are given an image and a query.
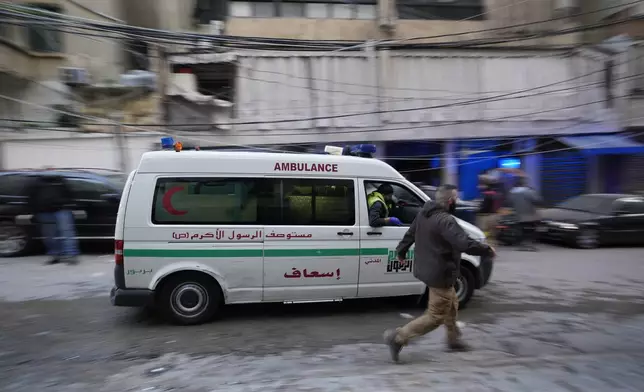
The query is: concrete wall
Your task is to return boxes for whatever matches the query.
[61,0,125,82]
[0,133,160,172]
[167,49,616,145]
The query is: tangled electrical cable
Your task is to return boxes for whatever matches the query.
[1,1,644,51]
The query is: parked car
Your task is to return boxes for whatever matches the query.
[0,169,124,257]
[415,184,479,225]
[539,193,644,249]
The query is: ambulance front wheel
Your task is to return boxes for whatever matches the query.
[158,272,223,325]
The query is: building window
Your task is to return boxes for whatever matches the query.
[26,4,64,52]
[172,62,237,103]
[281,2,306,17]
[193,0,227,23]
[396,0,485,20]
[151,177,355,226]
[125,39,150,71]
[306,3,328,18]
[228,0,376,19]
[330,3,353,19]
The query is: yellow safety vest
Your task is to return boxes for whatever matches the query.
[367,191,389,216]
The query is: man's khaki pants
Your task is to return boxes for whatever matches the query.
[395,287,461,345]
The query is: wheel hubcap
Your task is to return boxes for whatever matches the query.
[170,283,209,318]
[455,276,467,302]
[0,225,27,255]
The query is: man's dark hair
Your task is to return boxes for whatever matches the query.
[377,184,394,195]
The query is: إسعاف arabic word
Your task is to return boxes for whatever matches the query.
[284,268,341,280]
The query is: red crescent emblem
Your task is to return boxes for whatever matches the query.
[162,186,188,215]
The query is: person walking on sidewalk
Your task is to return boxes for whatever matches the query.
[508,176,542,251]
[383,185,495,363]
[28,175,80,265]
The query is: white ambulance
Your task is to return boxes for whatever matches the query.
[110,143,494,325]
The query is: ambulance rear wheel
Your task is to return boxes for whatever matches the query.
[158,272,222,325]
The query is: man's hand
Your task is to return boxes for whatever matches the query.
[387,217,403,226]
[488,246,496,258]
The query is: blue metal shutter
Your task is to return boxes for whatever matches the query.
[621,155,644,195]
[541,151,588,206]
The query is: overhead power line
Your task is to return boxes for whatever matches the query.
[1,0,644,50]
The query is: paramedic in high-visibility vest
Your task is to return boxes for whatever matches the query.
[367,184,403,227]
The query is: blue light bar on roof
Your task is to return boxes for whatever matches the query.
[348,144,377,157]
[160,137,175,150]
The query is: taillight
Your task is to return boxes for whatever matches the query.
[115,240,124,265]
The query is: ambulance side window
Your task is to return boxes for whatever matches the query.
[151,177,262,225]
[150,177,355,226]
[278,178,355,226]
[365,181,425,225]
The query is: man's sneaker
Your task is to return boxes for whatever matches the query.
[383,329,402,363]
[447,340,471,352]
[45,258,60,265]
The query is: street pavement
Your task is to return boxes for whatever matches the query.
[1,245,644,391]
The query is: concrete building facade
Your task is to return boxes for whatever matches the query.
[0,0,125,127]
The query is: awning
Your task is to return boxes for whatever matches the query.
[556,134,644,155]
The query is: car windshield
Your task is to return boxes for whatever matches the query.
[556,195,614,214]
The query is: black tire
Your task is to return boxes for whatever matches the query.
[575,228,599,249]
[456,266,475,309]
[0,221,32,257]
[158,273,222,325]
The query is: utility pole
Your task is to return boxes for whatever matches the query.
[158,45,171,126]
[111,111,127,175]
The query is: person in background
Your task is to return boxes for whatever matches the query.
[383,185,495,362]
[508,175,542,251]
[28,175,80,265]
[477,176,502,243]
[367,184,402,227]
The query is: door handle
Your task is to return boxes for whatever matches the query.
[367,231,382,236]
[337,231,354,236]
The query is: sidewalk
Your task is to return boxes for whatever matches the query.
[0,254,113,302]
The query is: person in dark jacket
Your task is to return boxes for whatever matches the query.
[508,176,542,251]
[383,185,495,362]
[367,184,402,227]
[28,175,80,265]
